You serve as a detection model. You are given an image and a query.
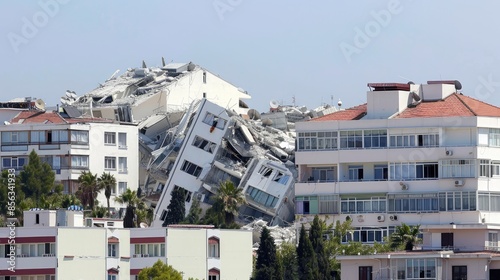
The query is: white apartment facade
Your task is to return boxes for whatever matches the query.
[0,210,252,280]
[0,110,139,211]
[295,80,500,279]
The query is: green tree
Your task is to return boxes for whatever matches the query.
[309,215,331,279]
[184,196,202,224]
[215,180,245,225]
[253,227,282,280]
[97,172,116,217]
[76,171,101,211]
[277,242,298,280]
[138,259,183,280]
[391,223,421,251]
[163,187,186,226]
[296,224,318,279]
[61,194,81,209]
[20,150,55,207]
[115,188,145,228]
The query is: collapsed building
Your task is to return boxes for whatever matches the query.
[60,60,338,226]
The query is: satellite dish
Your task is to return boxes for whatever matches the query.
[269,100,279,109]
[34,99,45,111]
[247,109,261,120]
[140,222,149,228]
[454,80,462,90]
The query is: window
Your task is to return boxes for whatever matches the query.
[390,162,439,180]
[374,165,388,180]
[134,243,164,257]
[388,193,438,213]
[295,196,317,214]
[364,130,387,148]
[1,131,29,144]
[310,167,336,182]
[246,186,279,208]
[342,227,388,243]
[35,214,39,224]
[107,275,117,280]
[490,128,500,147]
[348,165,363,181]
[258,165,274,177]
[159,210,167,221]
[118,132,127,149]
[440,159,475,178]
[192,135,216,153]
[208,241,220,258]
[118,182,127,195]
[452,265,467,280]
[389,133,439,148]
[71,155,89,169]
[173,185,192,202]
[202,112,227,130]
[441,233,454,248]
[439,192,476,211]
[181,160,202,177]
[108,244,117,257]
[297,131,338,151]
[209,276,219,280]
[341,197,386,214]
[105,157,116,170]
[319,195,339,214]
[118,157,127,173]
[359,266,373,280]
[104,132,116,145]
[273,171,290,185]
[340,130,362,149]
[203,71,207,83]
[2,157,27,169]
[70,130,89,144]
[480,159,490,177]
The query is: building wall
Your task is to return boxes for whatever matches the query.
[219,230,253,280]
[167,228,207,279]
[57,228,107,280]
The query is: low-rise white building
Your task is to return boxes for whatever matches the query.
[0,210,253,280]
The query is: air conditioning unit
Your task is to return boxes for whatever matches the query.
[42,254,54,257]
[357,215,364,222]
[345,215,352,221]
[133,254,142,258]
[445,150,453,156]
[390,215,398,221]
[142,254,149,257]
[377,215,385,222]
[454,180,464,186]
[400,182,409,190]
[299,217,308,223]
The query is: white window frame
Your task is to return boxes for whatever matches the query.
[105,157,116,170]
[104,132,116,145]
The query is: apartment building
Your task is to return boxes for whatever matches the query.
[0,210,252,280]
[295,80,500,279]
[0,109,138,211]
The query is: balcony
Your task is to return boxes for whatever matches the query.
[0,255,57,270]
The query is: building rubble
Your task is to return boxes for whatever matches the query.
[241,219,297,248]
[59,60,338,227]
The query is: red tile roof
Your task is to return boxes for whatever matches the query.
[9,111,113,124]
[396,93,500,118]
[311,93,500,121]
[310,104,367,121]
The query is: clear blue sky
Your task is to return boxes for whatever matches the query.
[2,1,500,112]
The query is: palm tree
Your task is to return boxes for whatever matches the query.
[391,223,421,251]
[115,188,146,227]
[97,172,116,217]
[215,180,245,225]
[76,171,101,212]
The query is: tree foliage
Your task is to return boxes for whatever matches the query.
[297,224,318,279]
[97,172,116,217]
[253,227,282,280]
[309,215,331,279]
[184,196,202,224]
[391,223,421,251]
[20,150,55,207]
[138,259,183,280]
[215,180,245,225]
[277,242,298,280]
[115,188,146,228]
[163,187,186,226]
[76,171,100,211]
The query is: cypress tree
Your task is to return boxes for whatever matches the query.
[297,224,318,279]
[253,227,281,280]
[162,187,186,226]
[309,215,331,279]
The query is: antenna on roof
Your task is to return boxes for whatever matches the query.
[161,57,166,67]
[142,60,147,68]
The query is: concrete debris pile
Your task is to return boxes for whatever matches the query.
[242,219,297,247]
